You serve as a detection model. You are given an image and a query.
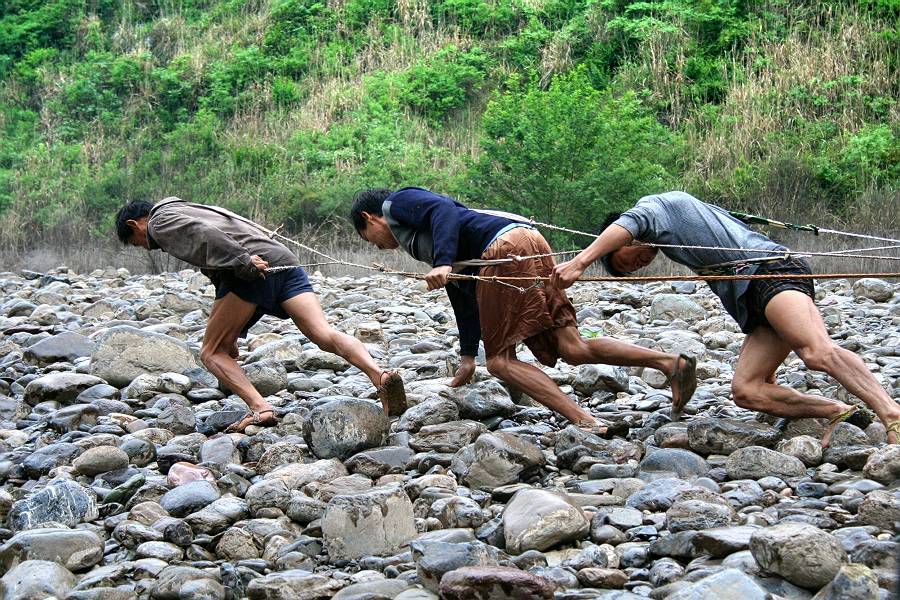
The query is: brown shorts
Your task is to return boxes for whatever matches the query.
[476,227,577,366]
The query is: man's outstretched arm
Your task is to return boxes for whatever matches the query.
[550,224,634,288]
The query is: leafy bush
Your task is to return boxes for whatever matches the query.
[201,46,272,115]
[471,67,682,238]
[399,46,491,122]
[264,0,329,55]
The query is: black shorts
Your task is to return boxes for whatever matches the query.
[215,267,314,336]
[742,257,815,333]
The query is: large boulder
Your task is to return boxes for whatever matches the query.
[452,380,517,419]
[450,432,545,491]
[23,373,105,406]
[573,364,629,395]
[8,480,98,531]
[0,560,76,600]
[650,294,707,321]
[852,278,894,302]
[246,570,342,600]
[439,566,556,600]
[410,540,501,593]
[159,480,220,517]
[90,326,199,386]
[302,398,389,460]
[862,445,900,484]
[639,448,709,480]
[725,446,806,480]
[857,490,900,530]
[23,331,96,366]
[688,418,781,455]
[749,523,847,589]
[0,527,103,572]
[321,484,416,560]
[667,569,767,600]
[503,488,589,554]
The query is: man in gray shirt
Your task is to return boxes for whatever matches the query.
[116,198,407,431]
[552,191,900,445]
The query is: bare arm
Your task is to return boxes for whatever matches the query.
[550,224,634,288]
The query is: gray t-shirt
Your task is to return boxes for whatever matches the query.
[614,191,788,329]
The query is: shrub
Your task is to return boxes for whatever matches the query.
[470,67,682,239]
[201,46,272,115]
[398,46,491,123]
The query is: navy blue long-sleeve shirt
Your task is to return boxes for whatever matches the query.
[385,187,514,267]
[385,187,514,357]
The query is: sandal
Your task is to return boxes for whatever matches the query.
[574,418,629,440]
[886,420,900,444]
[376,371,408,417]
[225,409,278,433]
[666,353,698,421]
[821,404,875,448]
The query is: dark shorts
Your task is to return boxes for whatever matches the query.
[215,267,313,336]
[742,257,815,333]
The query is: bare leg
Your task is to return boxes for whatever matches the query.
[200,294,271,413]
[486,346,594,424]
[732,324,849,418]
[764,291,900,443]
[550,326,691,407]
[281,293,393,410]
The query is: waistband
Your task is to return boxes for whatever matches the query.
[482,223,534,254]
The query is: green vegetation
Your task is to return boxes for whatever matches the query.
[0,0,897,250]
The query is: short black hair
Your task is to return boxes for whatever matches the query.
[598,211,627,277]
[115,201,154,243]
[349,188,392,233]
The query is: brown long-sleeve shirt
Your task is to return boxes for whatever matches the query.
[147,197,297,282]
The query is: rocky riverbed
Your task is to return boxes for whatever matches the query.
[0,266,898,600]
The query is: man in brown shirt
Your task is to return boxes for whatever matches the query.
[116,198,406,431]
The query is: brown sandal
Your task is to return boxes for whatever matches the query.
[666,353,697,421]
[225,409,277,433]
[821,405,875,448]
[884,420,900,444]
[376,371,408,417]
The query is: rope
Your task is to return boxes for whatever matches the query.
[373,268,900,285]
[245,209,900,291]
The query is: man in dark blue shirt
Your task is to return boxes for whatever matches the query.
[351,187,697,433]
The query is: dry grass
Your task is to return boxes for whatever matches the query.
[684,6,898,182]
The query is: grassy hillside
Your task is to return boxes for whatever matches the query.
[0,0,897,255]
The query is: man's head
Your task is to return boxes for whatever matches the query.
[115,201,154,248]
[349,188,399,250]
[599,212,658,276]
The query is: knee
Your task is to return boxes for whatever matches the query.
[486,356,510,379]
[796,343,839,373]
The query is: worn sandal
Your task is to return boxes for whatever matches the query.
[822,404,874,448]
[884,420,900,444]
[666,353,698,421]
[225,409,277,433]
[377,371,408,417]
